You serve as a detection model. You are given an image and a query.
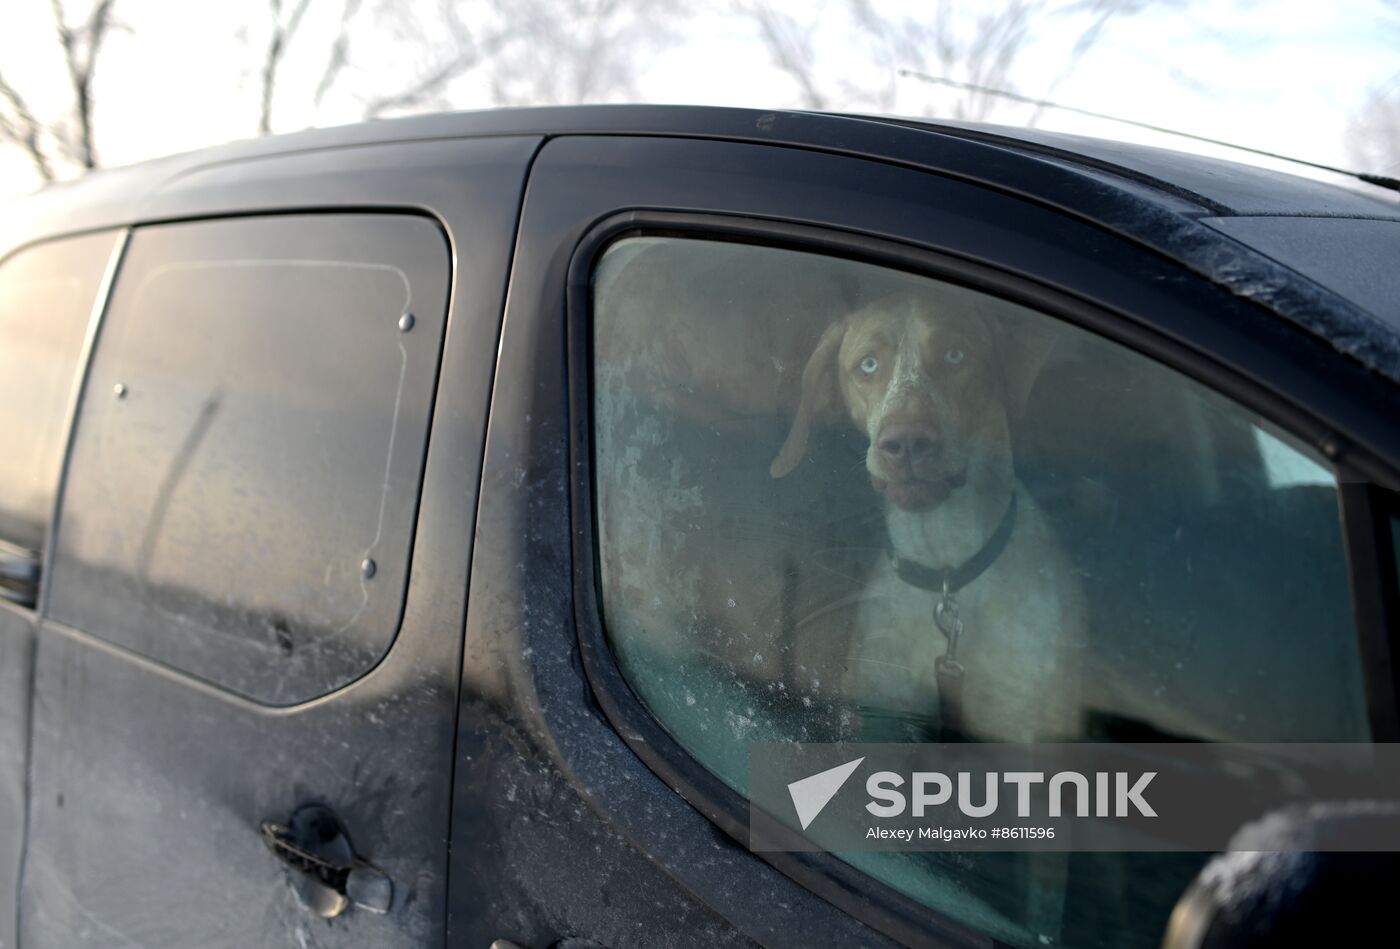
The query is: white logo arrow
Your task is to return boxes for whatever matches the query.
[787,757,865,830]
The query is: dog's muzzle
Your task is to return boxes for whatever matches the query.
[870,466,967,510]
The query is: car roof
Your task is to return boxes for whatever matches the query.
[5,104,1399,383]
[867,116,1400,219]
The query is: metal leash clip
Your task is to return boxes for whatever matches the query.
[933,579,968,742]
[933,579,964,665]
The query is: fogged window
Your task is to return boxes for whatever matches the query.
[49,215,448,704]
[591,237,1368,948]
[0,233,118,557]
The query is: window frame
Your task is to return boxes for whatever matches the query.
[566,209,1400,946]
[1342,480,1400,732]
[0,227,129,614]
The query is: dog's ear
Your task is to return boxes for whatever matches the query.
[771,320,845,478]
[996,314,1060,420]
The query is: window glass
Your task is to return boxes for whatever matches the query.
[591,236,1369,948]
[0,232,118,555]
[48,215,448,704]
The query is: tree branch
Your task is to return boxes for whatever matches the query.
[47,0,116,168]
[313,0,363,107]
[738,1,828,110]
[0,73,55,181]
[362,47,482,117]
[260,0,314,134]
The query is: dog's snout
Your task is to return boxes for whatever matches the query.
[876,423,938,463]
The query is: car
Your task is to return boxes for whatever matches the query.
[0,105,1397,949]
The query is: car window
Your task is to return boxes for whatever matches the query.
[589,236,1370,949]
[0,232,119,606]
[48,214,448,704]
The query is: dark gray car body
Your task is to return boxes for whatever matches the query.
[0,105,1396,949]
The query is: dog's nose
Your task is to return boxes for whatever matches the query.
[876,424,938,463]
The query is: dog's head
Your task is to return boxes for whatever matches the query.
[770,290,1055,511]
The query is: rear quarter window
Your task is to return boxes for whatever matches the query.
[0,232,118,559]
[48,214,449,704]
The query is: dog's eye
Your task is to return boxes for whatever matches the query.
[858,355,879,375]
[945,348,965,365]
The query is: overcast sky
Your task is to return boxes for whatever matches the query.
[2,0,1398,201]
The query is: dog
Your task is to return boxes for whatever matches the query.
[771,288,1086,742]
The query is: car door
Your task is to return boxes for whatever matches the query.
[450,131,1400,949]
[18,136,538,947]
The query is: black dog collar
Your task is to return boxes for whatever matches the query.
[891,491,1019,595]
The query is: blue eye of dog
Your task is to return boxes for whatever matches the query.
[858,355,879,375]
[945,348,965,365]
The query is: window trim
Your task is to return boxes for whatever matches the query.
[1341,481,1400,736]
[0,227,132,618]
[566,209,1400,945]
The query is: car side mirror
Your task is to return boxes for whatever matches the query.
[1161,801,1400,948]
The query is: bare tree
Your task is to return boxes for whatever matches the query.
[358,0,516,118]
[252,0,505,131]
[50,0,117,168]
[271,0,686,121]
[739,0,1171,121]
[0,76,55,182]
[485,0,683,106]
[312,0,365,107]
[248,0,520,125]
[259,0,315,134]
[738,0,829,109]
[0,0,118,181]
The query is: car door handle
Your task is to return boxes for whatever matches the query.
[261,803,393,917]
